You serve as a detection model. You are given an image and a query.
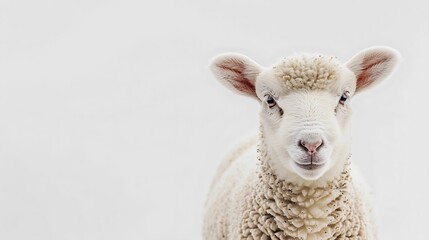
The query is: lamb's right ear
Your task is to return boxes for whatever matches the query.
[210,53,263,99]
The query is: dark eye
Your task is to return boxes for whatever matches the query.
[339,92,349,105]
[265,95,277,108]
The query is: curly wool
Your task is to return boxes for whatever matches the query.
[239,136,368,240]
[273,55,340,91]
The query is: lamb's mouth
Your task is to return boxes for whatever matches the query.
[294,162,325,170]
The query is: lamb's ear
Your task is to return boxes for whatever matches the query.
[346,47,401,93]
[210,53,263,99]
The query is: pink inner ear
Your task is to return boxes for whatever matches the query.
[356,55,389,90]
[217,60,256,97]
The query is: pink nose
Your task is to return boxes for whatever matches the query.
[299,140,323,154]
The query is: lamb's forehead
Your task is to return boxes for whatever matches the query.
[272,54,343,91]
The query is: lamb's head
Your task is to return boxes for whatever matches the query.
[210,47,400,184]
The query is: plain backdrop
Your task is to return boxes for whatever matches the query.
[0,0,428,239]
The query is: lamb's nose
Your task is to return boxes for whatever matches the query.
[299,139,323,155]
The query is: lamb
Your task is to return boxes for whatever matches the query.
[203,47,400,240]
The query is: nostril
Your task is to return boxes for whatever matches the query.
[298,140,307,151]
[318,140,324,150]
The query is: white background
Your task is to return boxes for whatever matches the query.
[0,0,428,239]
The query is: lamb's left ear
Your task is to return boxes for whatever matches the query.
[346,47,401,92]
[210,53,263,99]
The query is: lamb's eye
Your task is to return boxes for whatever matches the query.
[339,92,349,105]
[265,95,276,108]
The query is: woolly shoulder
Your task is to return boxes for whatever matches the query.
[350,163,377,239]
[208,135,258,191]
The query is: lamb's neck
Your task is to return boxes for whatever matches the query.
[257,138,353,216]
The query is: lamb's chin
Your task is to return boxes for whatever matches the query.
[292,162,328,181]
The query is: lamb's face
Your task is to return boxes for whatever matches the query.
[255,57,356,181]
[210,47,400,183]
